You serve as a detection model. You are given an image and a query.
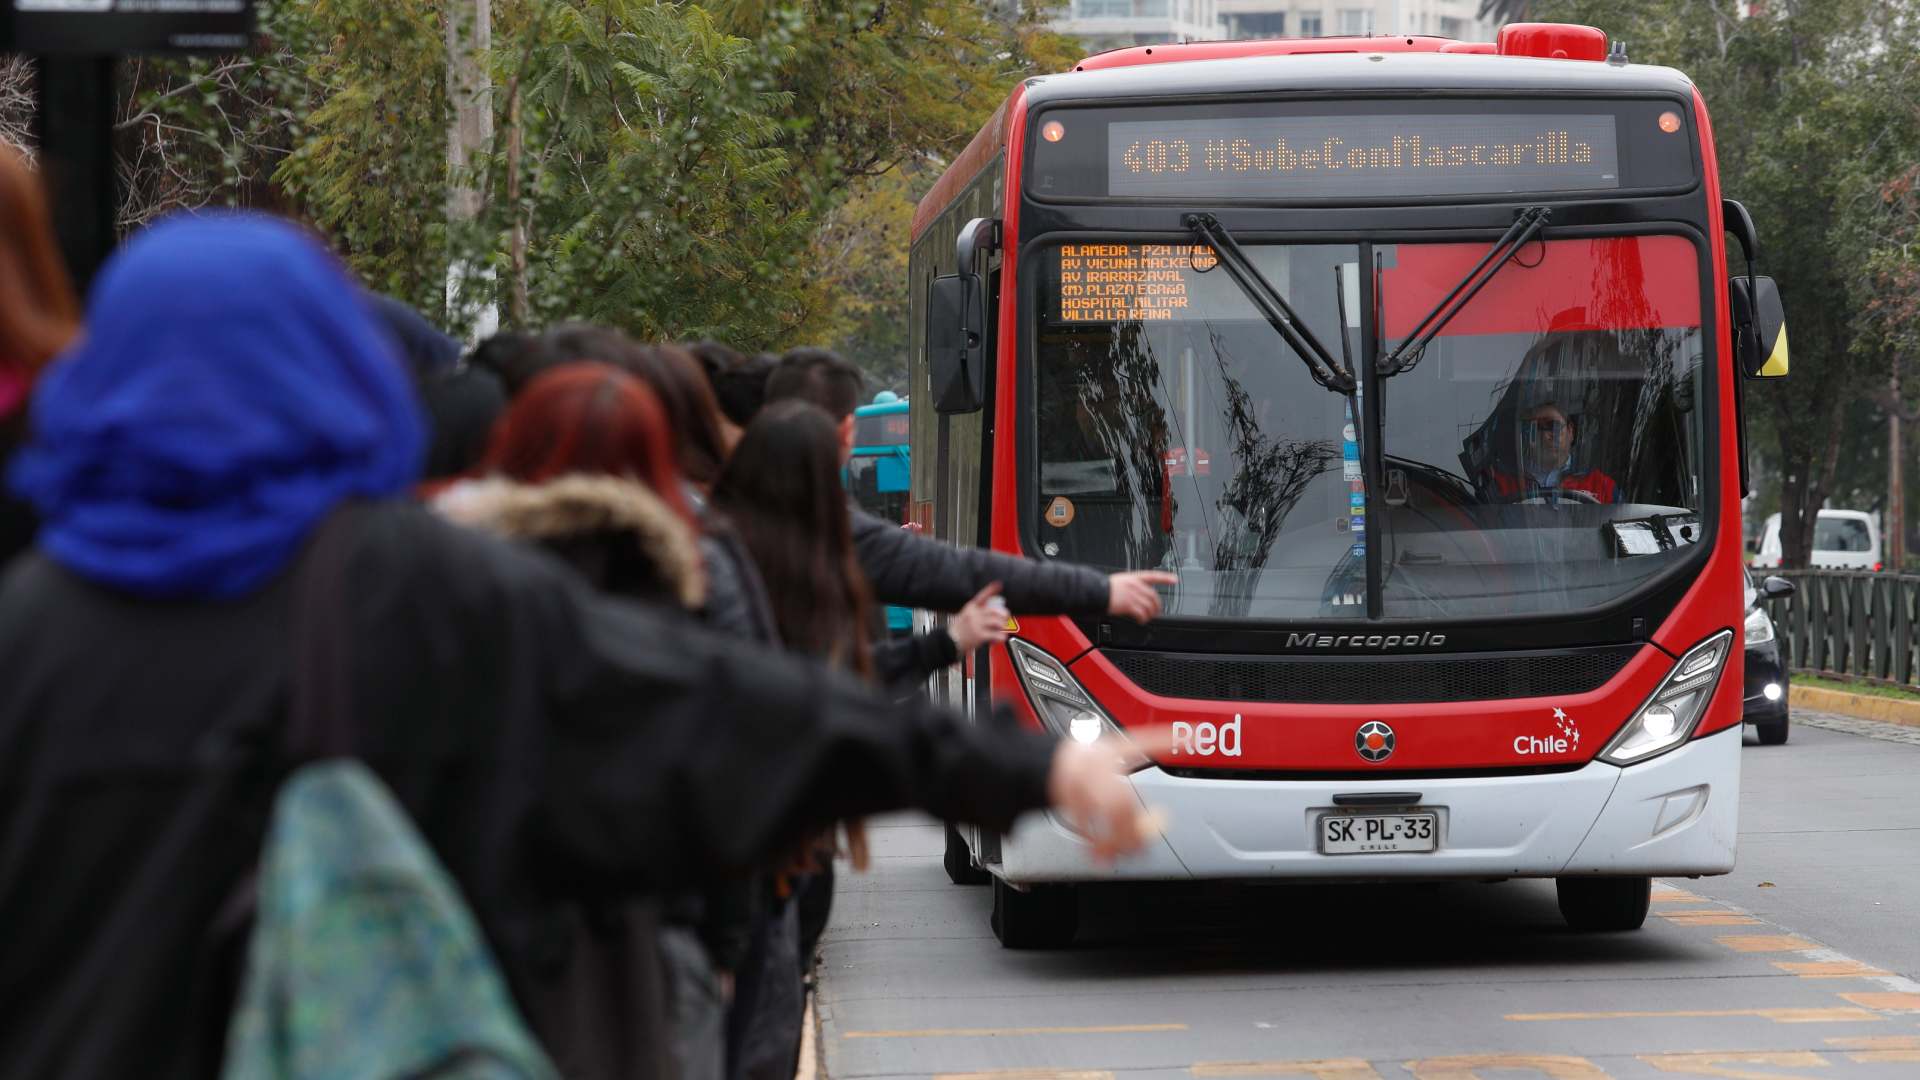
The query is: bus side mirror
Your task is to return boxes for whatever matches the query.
[1729,274,1789,378]
[927,274,984,414]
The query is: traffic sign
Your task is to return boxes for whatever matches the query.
[10,0,256,55]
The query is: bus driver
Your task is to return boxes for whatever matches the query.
[1476,331,1622,506]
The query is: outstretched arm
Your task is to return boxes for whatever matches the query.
[850,507,1175,621]
[535,581,1157,889]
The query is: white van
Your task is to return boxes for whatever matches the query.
[1751,509,1883,571]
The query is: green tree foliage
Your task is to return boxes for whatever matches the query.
[111,0,1073,360]
[273,0,451,312]
[501,0,816,345]
[815,165,920,391]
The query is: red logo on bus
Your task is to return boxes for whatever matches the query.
[1355,721,1395,763]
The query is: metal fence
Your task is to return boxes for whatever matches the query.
[1760,570,1920,686]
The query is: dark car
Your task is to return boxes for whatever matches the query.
[1743,569,1794,745]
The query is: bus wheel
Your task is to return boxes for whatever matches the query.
[991,877,1078,949]
[1556,876,1652,931]
[944,823,990,885]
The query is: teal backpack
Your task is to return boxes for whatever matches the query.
[222,760,559,1080]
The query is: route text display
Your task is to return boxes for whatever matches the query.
[1107,114,1620,199]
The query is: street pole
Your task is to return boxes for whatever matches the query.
[1891,363,1906,571]
[33,56,119,294]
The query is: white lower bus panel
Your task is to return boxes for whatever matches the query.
[995,725,1740,883]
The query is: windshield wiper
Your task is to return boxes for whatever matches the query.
[1185,213,1355,393]
[1377,206,1551,377]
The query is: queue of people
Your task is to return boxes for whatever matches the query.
[0,144,1176,1080]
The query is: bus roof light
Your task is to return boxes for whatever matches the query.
[1496,23,1608,63]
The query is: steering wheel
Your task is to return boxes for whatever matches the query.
[1519,487,1602,506]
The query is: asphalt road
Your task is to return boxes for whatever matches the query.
[813,712,1920,1080]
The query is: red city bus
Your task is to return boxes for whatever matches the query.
[910,23,1791,947]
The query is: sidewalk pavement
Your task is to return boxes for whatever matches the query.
[1790,684,1920,731]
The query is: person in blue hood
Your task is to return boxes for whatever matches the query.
[0,213,1157,1079]
[10,213,425,598]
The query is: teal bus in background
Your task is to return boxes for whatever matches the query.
[846,391,912,634]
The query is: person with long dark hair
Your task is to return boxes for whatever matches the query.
[0,145,82,567]
[708,400,1011,1080]
[714,400,1007,686]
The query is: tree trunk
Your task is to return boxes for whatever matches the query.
[1780,393,1848,569]
[446,0,495,336]
[1781,466,1809,569]
[504,71,528,327]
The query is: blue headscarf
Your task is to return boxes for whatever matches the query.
[10,214,424,599]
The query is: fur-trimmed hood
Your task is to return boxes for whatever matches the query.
[434,475,705,609]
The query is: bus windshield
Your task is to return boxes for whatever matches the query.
[1031,234,1706,621]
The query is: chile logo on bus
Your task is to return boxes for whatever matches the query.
[1355,721,1395,763]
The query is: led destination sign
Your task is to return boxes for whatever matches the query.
[1107,114,1621,198]
[1054,243,1219,323]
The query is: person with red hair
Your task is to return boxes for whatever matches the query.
[439,362,704,608]
[0,145,83,566]
[434,359,750,1080]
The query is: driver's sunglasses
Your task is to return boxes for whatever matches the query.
[1522,418,1569,438]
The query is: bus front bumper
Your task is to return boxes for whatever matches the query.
[997,725,1740,883]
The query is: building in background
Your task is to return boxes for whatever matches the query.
[1051,0,1223,52]
[1054,0,1497,51]
[1218,1,1498,41]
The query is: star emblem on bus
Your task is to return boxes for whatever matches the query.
[1553,707,1581,747]
[1355,721,1395,763]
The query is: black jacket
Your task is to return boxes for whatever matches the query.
[850,505,1109,616]
[871,627,959,687]
[437,474,753,977]
[0,409,33,569]
[0,500,1055,1079]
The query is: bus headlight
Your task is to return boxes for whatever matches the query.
[1600,630,1734,767]
[1008,638,1127,747]
[1744,606,1775,645]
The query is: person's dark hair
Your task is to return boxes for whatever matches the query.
[713,351,776,428]
[418,366,507,481]
[765,347,864,423]
[711,400,874,676]
[537,326,732,490]
[466,331,554,397]
[0,145,81,395]
[686,339,741,382]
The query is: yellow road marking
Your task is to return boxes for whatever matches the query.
[1506,1007,1880,1024]
[1716,934,1818,953]
[1658,908,1741,916]
[1405,1054,1608,1079]
[1824,1036,1920,1064]
[1825,1036,1920,1049]
[1191,1060,1385,1079]
[1639,1050,1829,1079]
[1837,991,1920,1013]
[1652,888,1705,903]
[1774,960,1892,979]
[1847,1050,1920,1064]
[844,1023,1187,1039]
[934,1072,1114,1080]
[1665,915,1764,926]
